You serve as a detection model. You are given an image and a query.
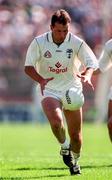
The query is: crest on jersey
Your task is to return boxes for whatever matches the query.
[66,49,73,59]
[44,51,52,58]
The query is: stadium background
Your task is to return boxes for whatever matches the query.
[0,0,112,123]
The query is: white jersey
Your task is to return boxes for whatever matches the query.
[99,39,112,100]
[99,39,112,72]
[108,86,112,100]
[25,31,98,91]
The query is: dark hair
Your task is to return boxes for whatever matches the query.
[51,9,71,27]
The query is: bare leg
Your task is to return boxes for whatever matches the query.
[107,100,112,142]
[63,108,82,153]
[41,97,66,143]
[42,98,81,173]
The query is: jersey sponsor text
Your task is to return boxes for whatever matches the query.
[48,66,67,74]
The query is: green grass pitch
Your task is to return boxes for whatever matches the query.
[0,122,112,180]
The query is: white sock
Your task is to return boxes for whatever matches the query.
[72,152,80,165]
[60,139,69,149]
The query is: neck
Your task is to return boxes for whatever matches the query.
[52,34,64,45]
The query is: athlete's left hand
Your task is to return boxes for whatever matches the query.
[77,73,94,90]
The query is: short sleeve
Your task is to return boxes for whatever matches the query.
[99,45,112,72]
[25,39,40,67]
[77,41,98,70]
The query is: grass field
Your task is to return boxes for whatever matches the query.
[0,122,112,180]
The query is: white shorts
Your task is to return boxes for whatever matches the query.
[39,85,84,110]
[108,86,112,100]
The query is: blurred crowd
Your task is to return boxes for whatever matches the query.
[0,0,112,100]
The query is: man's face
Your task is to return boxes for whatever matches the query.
[51,22,69,44]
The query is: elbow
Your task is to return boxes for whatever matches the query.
[24,66,33,75]
[24,66,29,75]
[24,66,35,77]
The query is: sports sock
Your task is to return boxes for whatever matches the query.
[60,139,69,149]
[72,152,80,165]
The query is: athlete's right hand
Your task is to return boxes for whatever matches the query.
[40,77,54,95]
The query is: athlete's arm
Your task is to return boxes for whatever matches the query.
[25,39,53,95]
[77,41,98,89]
[77,67,94,90]
[25,66,44,83]
[94,42,112,74]
[25,66,54,95]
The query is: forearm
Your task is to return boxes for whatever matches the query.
[24,66,44,83]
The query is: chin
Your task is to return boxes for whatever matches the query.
[59,40,64,43]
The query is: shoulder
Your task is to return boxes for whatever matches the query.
[105,39,112,47]
[27,34,48,51]
[35,32,49,44]
[104,39,112,54]
[70,33,84,52]
[70,33,83,44]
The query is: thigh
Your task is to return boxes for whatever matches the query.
[63,108,82,135]
[41,97,63,125]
